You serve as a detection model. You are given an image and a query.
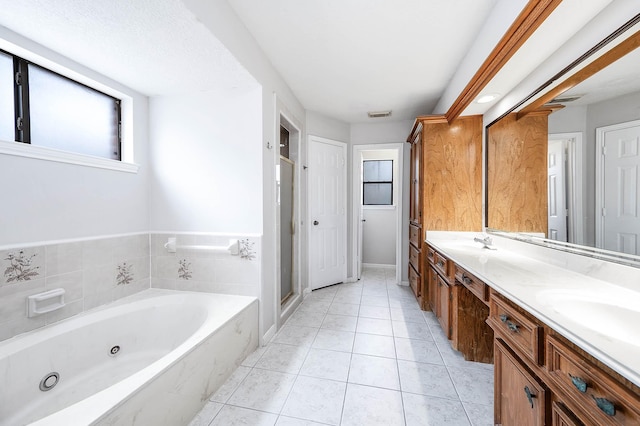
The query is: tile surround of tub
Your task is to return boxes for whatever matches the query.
[150,233,261,298]
[0,232,261,342]
[0,233,150,341]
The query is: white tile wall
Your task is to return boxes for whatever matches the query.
[150,233,261,298]
[0,233,149,341]
[0,232,261,342]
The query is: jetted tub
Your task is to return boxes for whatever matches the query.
[0,289,259,425]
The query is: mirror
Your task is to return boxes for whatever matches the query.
[487,17,640,259]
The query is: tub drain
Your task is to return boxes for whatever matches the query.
[109,345,121,356]
[39,372,59,392]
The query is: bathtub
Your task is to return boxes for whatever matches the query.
[0,289,259,425]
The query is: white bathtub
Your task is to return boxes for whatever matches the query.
[0,289,259,425]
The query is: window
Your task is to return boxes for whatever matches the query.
[1,49,121,160]
[363,160,393,205]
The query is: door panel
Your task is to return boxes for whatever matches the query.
[548,139,567,241]
[602,123,640,255]
[309,137,347,290]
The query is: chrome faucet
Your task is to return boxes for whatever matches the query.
[474,235,497,250]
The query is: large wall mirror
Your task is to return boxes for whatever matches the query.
[486,14,640,262]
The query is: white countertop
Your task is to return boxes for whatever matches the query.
[425,231,640,387]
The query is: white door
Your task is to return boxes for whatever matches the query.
[357,203,364,280]
[597,120,640,255]
[548,139,568,241]
[309,136,347,289]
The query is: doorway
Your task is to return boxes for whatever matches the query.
[548,132,583,245]
[277,112,302,326]
[352,143,404,285]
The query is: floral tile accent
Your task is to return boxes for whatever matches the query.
[116,262,134,286]
[3,250,40,283]
[178,259,192,280]
[239,239,256,260]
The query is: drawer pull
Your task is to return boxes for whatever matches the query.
[569,374,588,393]
[524,386,536,408]
[499,314,508,323]
[437,261,445,268]
[593,396,616,417]
[506,320,519,333]
[462,274,472,285]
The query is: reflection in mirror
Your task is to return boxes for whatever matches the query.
[487,20,640,258]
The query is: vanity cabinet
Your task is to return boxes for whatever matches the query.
[406,115,482,306]
[495,338,548,426]
[488,289,640,426]
[425,244,493,361]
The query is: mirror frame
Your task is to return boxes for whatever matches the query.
[484,13,640,268]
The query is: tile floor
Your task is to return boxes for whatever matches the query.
[188,266,494,426]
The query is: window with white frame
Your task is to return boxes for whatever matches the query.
[363,159,393,205]
[0,49,121,160]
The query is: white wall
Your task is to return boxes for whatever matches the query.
[0,26,149,247]
[182,0,306,342]
[306,111,351,142]
[149,86,263,233]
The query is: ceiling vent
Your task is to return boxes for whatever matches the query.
[367,110,392,118]
[548,95,583,104]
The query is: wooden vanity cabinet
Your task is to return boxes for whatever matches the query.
[406,115,482,307]
[488,289,640,426]
[452,265,493,363]
[425,244,493,362]
[495,338,549,426]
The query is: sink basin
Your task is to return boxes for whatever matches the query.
[537,288,640,347]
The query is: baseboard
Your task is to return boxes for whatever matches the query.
[399,280,410,287]
[262,324,277,345]
[362,263,395,269]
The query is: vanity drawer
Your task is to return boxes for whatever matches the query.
[547,335,640,426]
[409,244,421,274]
[432,250,450,280]
[488,293,543,365]
[454,265,487,303]
[409,224,421,248]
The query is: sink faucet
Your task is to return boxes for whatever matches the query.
[474,235,497,250]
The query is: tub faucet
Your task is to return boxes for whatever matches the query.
[474,235,496,250]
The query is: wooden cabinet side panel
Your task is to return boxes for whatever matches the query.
[487,112,549,234]
[422,115,483,231]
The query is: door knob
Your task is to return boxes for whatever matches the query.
[313,220,319,225]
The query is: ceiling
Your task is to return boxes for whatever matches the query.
[0,0,621,125]
[227,0,500,123]
[0,0,259,96]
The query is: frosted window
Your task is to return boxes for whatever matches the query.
[363,160,393,205]
[363,160,392,181]
[0,52,13,142]
[28,64,120,159]
[364,183,392,205]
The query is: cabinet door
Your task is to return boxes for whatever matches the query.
[409,133,422,224]
[495,339,547,426]
[437,274,450,338]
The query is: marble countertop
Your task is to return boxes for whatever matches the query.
[425,232,640,388]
